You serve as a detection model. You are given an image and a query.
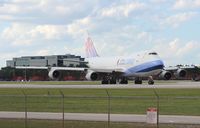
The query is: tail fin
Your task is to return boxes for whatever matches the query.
[85,36,99,58]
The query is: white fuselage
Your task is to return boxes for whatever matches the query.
[86,52,164,77]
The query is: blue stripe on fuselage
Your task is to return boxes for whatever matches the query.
[125,60,164,75]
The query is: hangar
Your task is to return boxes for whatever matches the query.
[3,54,86,81]
[6,54,85,68]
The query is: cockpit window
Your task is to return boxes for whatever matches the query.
[148,52,158,55]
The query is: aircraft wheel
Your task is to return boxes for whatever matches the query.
[148,76,154,85]
[110,79,116,84]
[135,80,142,84]
[120,77,128,84]
[102,80,109,84]
[101,76,109,84]
[148,80,154,85]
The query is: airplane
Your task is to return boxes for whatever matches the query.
[16,36,169,85]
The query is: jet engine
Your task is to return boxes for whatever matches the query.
[85,71,98,81]
[174,69,187,78]
[48,69,60,80]
[159,70,172,80]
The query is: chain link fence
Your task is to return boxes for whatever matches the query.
[0,90,200,128]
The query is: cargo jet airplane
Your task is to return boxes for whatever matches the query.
[16,36,166,85]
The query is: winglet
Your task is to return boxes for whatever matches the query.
[85,35,99,58]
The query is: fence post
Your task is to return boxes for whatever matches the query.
[105,90,111,128]
[153,88,159,128]
[59,90,65,128]
[22,91,27,128]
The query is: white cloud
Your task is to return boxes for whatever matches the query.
[150,0,167,3]
[12,39,32,46]
[137,32,152,43]
[176,41,197,56]
[64,46,84,57]
[160,12,197,28]
[152,38,200,65]
[1,23,70,47]
[0,3,20,14]
[29,25,67,40]
[1,23,33,45]
[0,0,98,24]
[35,49,50,56]
[100,2,146,17]
[0,0,200,68]
[173,0,200,10]
[66,17,93,38]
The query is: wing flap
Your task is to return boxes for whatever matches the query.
[16,66,48,70]
[51,67,85,71]
[15,66,86,71]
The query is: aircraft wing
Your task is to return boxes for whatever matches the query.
[16,66,48,70]
[164,65,196,71]
[50,67,85,71]
[15,66,124,72]
[161,65,197,80]
[15,66,86,71]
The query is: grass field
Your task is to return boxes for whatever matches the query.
[0,88,200,116]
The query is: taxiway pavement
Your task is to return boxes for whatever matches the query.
[0,81,200,88]
[0,111,200,124]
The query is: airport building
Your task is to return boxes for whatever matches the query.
[6,54,85,68]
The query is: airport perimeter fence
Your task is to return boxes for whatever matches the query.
[0,90,200,128]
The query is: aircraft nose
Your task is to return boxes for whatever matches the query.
[160,60,164,69]
[153,60,164,70]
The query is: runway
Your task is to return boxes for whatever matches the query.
[0,111,200,124]
[0,81,200,88]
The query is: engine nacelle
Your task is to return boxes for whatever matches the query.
[85,71,98,81]
[48,69,61,80]
[174,69,187,78]
[159,70,172,80]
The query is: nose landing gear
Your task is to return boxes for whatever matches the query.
[148,76,154,85]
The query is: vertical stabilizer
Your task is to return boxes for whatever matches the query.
[85,36,99,58]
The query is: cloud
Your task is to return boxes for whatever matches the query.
[35,49,50,56]
[64,46,84,57]
[29,25,67,40]
[1,23,70,47]
[12,39,32,46]
[150,0,167,3]
[66,17,94,38]
[152,38,200,65]
[173,0,200,10]
[176,41,197,56]
[0,0,98,24]
[1,23,34,46]
[100,1,146,17]
[0,0,200,68]
[160,12,197,28]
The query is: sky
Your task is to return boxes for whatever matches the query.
[0,0,200,68]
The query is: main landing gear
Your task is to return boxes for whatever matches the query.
[101,75,154,85]
[134,76,154,85]
[101,76,117,84]
[135,77,142,84]
[119,77,128,84]
[101,76,128,84]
